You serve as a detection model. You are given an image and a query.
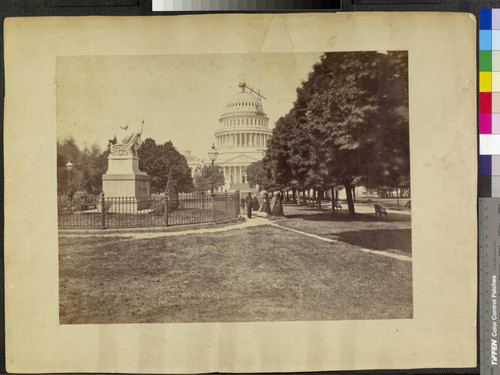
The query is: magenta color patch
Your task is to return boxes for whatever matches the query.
[481,113,493,133]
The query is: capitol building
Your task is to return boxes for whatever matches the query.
[214,84,273,192]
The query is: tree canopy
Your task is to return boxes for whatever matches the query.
[57,136,194,196]
[264,51,410,217]
[193,164,225,192]
[246,160,275,191]
[57,139,108,196]
[138,138,193,193]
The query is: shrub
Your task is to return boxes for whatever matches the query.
[72,190,96,211]
[58,195,73,214]
[103,200,112,213]
[166,171,179,211]
[151,197,166,216]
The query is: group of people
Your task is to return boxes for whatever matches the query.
[242,191,284,219]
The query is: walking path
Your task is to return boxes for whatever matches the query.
[59,216,270,240]
[60,210,411,262]
[268,221,412,262]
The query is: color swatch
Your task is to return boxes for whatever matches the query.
[479,9,500,197]
[153,0,341,11]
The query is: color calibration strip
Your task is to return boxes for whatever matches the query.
[479,9,500,197]
[153,0,341,11]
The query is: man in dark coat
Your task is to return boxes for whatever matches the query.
[252,195,260,211]
[245,192,254,218]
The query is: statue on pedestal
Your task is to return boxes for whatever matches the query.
[111,120,144,157]
[102,120,151,210]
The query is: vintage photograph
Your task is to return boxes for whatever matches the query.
[56,51,411,324]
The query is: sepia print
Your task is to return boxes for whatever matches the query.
[5,13,477,373]
[57,51,412,324]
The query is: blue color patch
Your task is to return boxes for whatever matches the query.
[481,30,493,50]
[481,9,492,30]
[481,154,492,176]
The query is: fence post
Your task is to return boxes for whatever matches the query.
[101,192,106,229]
[212,193,216,222]
[225,191,228,213]
[164,192,169,227]
[236,190,240,217]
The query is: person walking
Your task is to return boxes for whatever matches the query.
[245,192,254,218]
[270,192,277,214]
[260,192,271,215]
[252,194,260,211]
[271,191,284,216]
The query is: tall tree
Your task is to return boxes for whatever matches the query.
[193,165,225,192]
[265,51,410,218]
[246,160,274,191]
[79,170,93,194]
[166,170,179,210]
[138,138,193,193]
[57,138,83,196]
[300,52,409,217]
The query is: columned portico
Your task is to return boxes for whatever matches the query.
[214,84,272,191]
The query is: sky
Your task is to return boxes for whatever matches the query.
[56,52,323,159]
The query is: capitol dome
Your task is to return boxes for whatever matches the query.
[222,91,265,116]
[214,84,273,191]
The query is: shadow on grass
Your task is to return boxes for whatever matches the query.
[336,228,412,254]
[284,211,411,223]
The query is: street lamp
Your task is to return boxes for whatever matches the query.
[199,159,205,192]
[207,143,219,194]
[66,160,74,196]
[198,159,206,209]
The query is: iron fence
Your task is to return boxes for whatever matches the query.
[58,192,241,229]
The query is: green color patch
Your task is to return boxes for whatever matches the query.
[481,50,492,71]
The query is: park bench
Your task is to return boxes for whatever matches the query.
[374,204,387,218]
[334,202,342,210]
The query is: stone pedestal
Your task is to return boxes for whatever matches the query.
[102,144,151,211]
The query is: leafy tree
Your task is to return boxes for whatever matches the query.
[79,170,93,194]
[246,160,274,191]
[265,115,296,191]
[298,51,409,217]
[57,136,193,197]
[166,170,179,211]
[138,138,193,193]
[265,51,409,218]
[193,164,225,192]
[57,139,109,195]
[57,138,83,196]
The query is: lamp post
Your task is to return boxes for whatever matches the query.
[207,143,219,194]
[66,160,74,196]
[199,159,205,193]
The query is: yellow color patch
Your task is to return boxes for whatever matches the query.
[481,71,492,92]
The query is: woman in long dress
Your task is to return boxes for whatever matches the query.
[269,193,277,215]
[271,192,284,216]
[259,192,271,215]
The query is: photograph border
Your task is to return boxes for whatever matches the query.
[5,12,477,373]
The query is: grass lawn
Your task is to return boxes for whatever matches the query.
[59,224,412,324]
[278,204,411,256]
